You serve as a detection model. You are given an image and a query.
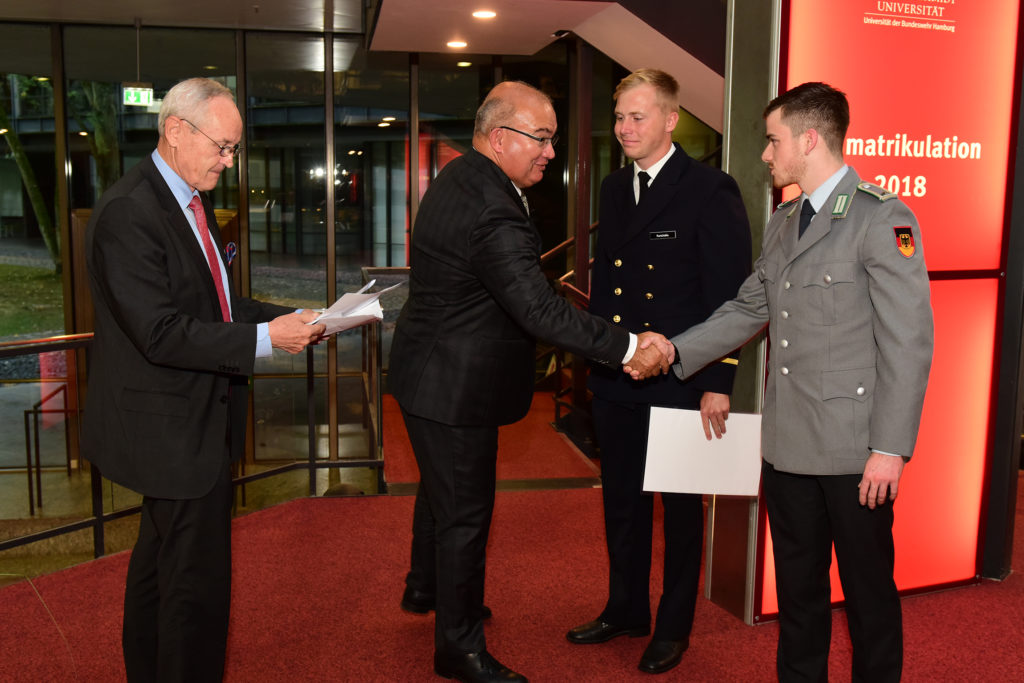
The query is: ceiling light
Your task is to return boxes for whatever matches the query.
[378,122,391,127]
[457,61,472,68]
[447,40,468,49]
[203,65,217,71]
[79,131,88,136]
[472,10,496,19]
[382,116,396,122]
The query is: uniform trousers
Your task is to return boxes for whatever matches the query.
[762,461,902,683]
[401,408,499,655]
[592,397,704,641]
[122,456,234,683]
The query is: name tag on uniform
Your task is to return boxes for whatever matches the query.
[649,230,677,240]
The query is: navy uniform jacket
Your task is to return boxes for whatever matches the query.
[83,155,292,499]
[589,143,752,405]
[672,168,933,474]
[389,147,630,427]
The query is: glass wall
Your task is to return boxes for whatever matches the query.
[0,24,61,335]
[0,19,649,517]
[245,33,330,469]
[0,24,69,558]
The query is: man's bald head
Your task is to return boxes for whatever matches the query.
[473,81,558,189]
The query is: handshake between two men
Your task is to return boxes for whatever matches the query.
[623,330,676,380]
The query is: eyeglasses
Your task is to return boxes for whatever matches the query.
[180,118,242,158]
[498,125,558,148]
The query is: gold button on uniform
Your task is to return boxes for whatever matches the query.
[614,259,623,267]
[612,315,621,323]
[645,292,653,300]
[647,264,654,271]
[614,288,622,296]
[643,322,651,328]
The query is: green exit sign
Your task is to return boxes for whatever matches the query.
[122,84,154,107]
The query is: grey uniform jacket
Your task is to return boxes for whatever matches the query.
[670,167,933,476]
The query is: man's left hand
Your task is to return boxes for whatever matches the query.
[858,451,904,509]
[699,392,730,440]
[269,311,325,354]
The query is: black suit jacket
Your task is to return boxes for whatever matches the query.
[83,154,292,499]
[589,144,751,405]
[389,148,630,427]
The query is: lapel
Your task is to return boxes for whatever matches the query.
[781,168,861,264]
[610,143,690,252]
[466,148,531,219]
[139,156,225,309]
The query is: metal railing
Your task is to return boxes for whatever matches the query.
[0,324,387,559]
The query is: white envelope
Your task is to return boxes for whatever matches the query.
[643,407,762,496]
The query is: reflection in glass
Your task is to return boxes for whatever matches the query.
[333,44,410,379]
[246,33,329,466]
[246,32,327,313]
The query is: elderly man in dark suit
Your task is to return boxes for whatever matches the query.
[389,80,674,683]
[666,82,933,682]
[565,69,751,675]
[83,77,323,682]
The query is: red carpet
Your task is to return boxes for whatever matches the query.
[1,478,1022,681]
[383,392,599,484]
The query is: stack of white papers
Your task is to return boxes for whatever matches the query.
[311,280,404,335]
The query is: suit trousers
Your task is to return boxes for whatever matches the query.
[400,408,499,655]
[122,456,234,683]
[762,461,902,683]
[592,397,703,641]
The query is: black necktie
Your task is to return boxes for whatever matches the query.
[637,171,650,206]
[798,200,815,238]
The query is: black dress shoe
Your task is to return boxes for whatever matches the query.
[638,638,689,674]
[434,649,527,682]
[400,587,492,619]
[566,619,650,644]
[400,587,435,614]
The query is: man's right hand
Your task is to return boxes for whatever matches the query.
[269,311,325,354]
[623,331,676,379]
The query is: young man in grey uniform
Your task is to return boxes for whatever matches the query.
[650,82,933,682]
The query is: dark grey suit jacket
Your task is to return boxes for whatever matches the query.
[83,154,292,499]
[389,147,630,427]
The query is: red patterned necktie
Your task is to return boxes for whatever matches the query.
[188,195,231,321]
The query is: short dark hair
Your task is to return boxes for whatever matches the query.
[764,82,849,158]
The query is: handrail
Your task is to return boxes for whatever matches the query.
[539,221,599,265]
[0,325,385,560]
[0,332,93,358]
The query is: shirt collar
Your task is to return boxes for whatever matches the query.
[634,143,675,184]
[805,164,850,213]
[152,149,200,210]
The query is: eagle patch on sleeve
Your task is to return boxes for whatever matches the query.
[893,226,916,258]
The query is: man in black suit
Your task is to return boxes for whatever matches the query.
[83,77,324,682]
[389,80,675,683]
[566,69,751,675]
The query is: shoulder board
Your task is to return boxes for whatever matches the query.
[856,181,897,201]
[776,197,799,210]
